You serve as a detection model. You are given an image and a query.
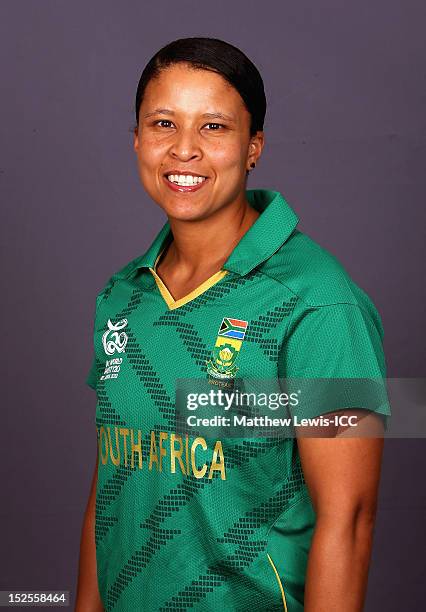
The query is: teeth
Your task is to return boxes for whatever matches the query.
[167,174,206,186]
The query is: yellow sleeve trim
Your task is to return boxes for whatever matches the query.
[267,553,288,612]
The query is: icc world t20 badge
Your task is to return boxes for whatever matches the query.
[206,317,248,388]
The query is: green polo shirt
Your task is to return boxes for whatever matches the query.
[86,189,390,611]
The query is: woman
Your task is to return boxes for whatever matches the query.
[76,37,390,612]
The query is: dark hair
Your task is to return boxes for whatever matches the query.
[134,37,266,137]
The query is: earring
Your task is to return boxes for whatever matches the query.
[250,162,256,170]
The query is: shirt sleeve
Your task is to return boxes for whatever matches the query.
[279,301,391,426]
[86,354,98,391]
[85,278,114,393]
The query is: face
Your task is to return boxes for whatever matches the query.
[133,63,264,221]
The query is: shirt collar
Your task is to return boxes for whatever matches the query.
[136,189,299,276]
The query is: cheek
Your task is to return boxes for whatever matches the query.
[138,134,166,169]
[208,140,246,170]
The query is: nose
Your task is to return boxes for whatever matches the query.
[169,126,202,162]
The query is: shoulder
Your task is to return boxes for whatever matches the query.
[261,228,375,310]
[93,221,171,302]
[93,252,147,307]
[260,228,385,340]
[267,232,388,378]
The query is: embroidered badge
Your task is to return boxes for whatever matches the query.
[99,318,128,382]
[206,318,248,384]
[102,318,128,355]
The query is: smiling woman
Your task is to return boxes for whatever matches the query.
[77,37,391,612]
[134,63,263,236]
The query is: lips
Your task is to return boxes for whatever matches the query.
[163,175,209,193]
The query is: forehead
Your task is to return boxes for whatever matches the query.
[141,63,247,117]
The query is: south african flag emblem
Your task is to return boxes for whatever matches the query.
[217,317,248,340]
[206,317,249,384]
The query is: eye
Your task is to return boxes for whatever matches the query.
[155,119,174,128]
[204,123,224,130]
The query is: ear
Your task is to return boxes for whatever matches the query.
[133,127,139,152]
[247,131,265,169]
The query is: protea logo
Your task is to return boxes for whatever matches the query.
[102,318,128,355]
[207,344,239,378]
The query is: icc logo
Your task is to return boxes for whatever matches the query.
[102,319,128,355]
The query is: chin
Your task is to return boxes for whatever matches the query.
[157,192,211,221]
[165,203,211,222]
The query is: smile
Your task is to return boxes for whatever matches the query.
[164,173,208,193]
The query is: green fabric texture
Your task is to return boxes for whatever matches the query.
[86,189,390,611]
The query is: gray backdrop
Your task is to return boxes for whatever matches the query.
[1,0,425,609]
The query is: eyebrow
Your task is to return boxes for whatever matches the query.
[143,108,236,122]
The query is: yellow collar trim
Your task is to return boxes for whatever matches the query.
[149,249,228,311]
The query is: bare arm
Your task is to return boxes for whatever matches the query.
[298,409,385,612]
[75,448,104,612]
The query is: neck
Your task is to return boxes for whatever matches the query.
[163,194,260,273]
